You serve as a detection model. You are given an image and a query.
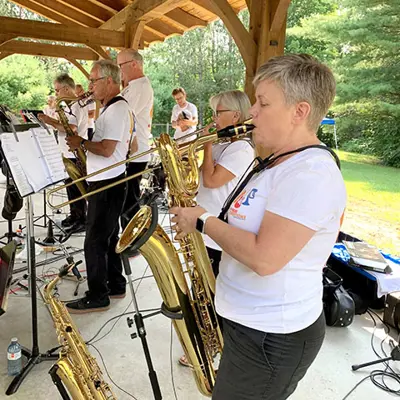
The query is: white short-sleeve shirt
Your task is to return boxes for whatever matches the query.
[58,101,88,159]
[171,101,198,143]
[121,76,154,163]
[87,99,133,182]
[196,140,255,250]
[215,148,347,334]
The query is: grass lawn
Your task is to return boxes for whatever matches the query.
[338,150,400,256]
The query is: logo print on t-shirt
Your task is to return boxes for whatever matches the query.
[229,188,258,220]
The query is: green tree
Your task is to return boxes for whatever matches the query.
[0,54,50,111]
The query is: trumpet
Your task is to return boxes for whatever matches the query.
[46,121,254,210]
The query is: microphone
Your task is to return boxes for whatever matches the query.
[217,123,255,139]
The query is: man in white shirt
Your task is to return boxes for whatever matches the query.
[117,49,154,228]
[171,87,198,144]
[38,74,88,233]
[65,60,136,313]
[76,84,96,140]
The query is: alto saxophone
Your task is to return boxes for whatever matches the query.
[116,133,223,397]
[43,263,116,400]
[56,93,91,196]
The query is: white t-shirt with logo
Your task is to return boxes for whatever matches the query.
[58,102,88,159]
[215,148,347,334]
[171,101,198,143]
[87,99,133,182]
[196,140,254,250]
[121,76,154,163]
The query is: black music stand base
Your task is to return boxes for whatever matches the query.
[121,250,162,400]
[6,196,58,396]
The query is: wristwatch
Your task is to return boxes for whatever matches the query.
[196,212,214,234]
[80,138,87,150]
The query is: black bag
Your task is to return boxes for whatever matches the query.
[323,267,355,327]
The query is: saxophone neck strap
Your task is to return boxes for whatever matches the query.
[218,144,341,222]
[100,96,127,115]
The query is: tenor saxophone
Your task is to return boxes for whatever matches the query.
[56,93,90,196]
[43,264,116,400]
[116,133,224,397]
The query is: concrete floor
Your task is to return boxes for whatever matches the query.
[0,179,398,400]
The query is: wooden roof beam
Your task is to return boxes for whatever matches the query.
[162,8,207,30]
[0,34,16,46]
[147,19,184,37]
[0,52,13,61]
[125,8,146,49]
[11,0,100,28]
[86,0,127,14]
[0,16,125,47]
[270,0,291,33]
[0,40,99,60]
[200,0,256,71]
[100,0,190,31]
[56,0,114,23]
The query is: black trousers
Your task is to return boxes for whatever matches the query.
[84,174,126,301]
[65,158,87,222]
[121,162,147,229]
[212,312,326,400]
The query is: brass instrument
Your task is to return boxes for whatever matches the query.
[46,121,254,210]
[56,92,92,196]
[117,133,225,396]
[43,263,116,399]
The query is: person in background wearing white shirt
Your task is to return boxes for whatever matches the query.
[178,89,255,368]
[65,60,136,313]
[76,84,96,140]
[38,74,88,233]
[43,95,57,120]
[117,49,154,228]
[170,54,346,399]
[171,87,198,144]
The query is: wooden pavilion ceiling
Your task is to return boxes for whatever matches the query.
[2,0,249,52]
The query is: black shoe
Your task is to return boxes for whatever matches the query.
[66,296,110,314]
[64,221,86,234]
[61,215,75,227]
[108,289,126,299]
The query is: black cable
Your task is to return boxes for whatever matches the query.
[341,309,400,399]
[86,275,154,345]
[90,343,138,400]
[170,321,179,400]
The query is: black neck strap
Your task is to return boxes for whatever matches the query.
[101,95,127,115]
[218,145,341,222]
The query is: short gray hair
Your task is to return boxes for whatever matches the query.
[253,54,336,131]
[119,48,143,66]
[54,73,75,90]
[92,60,121,85]
[209,90,251,123]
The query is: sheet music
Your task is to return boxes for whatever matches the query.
[0,128,66,197]
[0,133,34,197]
[32,128,65,182]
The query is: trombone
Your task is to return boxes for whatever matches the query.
[46,121,254,210]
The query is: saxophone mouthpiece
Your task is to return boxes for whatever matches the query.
[217,122,255,139]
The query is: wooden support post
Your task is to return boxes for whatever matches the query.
[124,8,145,49]
[244,0,290,158]
[66,58,90,79]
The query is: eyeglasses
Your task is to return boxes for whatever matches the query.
[213,110,234,117]
[55,86,67,94]
[89,76,106,85]
[118,60,133,68]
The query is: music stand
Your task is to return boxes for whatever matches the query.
[6,196,58,395]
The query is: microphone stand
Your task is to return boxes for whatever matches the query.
[352,346,400,371]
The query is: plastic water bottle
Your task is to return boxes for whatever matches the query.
[7,338,22,376]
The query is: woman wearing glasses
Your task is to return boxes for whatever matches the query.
[179,89,255,367]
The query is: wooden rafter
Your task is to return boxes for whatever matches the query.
[86,0,127,14]
[0,16,125,47]
[16,0,100,27]
[100,0,190,31]
[66,58,90,78]
[162,9,207,30]
[0,40,99,60]
[56,0,113,23]
[147,19,184,37]
[0,34,16,46]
